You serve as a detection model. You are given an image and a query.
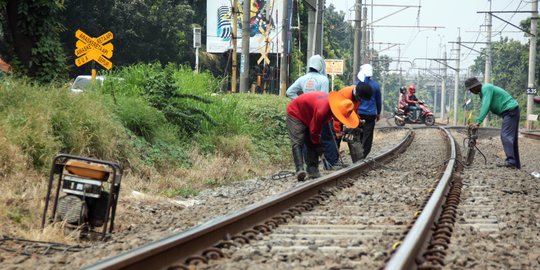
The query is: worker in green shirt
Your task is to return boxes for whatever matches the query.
[464,77,521,169]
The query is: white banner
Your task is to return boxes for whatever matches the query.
[206,0,285,54]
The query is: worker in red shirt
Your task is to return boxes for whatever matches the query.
[287,91,360,181]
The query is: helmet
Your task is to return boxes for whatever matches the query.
[408,85,416,93]
[399,86,406,94]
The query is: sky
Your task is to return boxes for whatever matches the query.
[326,0,534,74]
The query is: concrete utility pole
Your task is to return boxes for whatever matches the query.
[239,0,251,93]
[279,0,289,96]
[231,0,239,93]
[306,0,324,60]
[453,32,461,126]
[441,50,447,121]
[483,1,492,126]
[361,6,368,63]
[353,0,362,78]
[527,0,538,130]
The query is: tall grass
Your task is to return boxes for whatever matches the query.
[0,65,292,239]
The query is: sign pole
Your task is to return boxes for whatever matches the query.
[331,74,335,91]
[91,61,96,82]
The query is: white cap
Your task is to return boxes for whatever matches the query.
[357,64,373,82]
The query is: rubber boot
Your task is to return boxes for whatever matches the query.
[292,146,307,181]
[305,148,321,179]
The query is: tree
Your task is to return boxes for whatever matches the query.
[61,0,196,76]
[0,0,67,82]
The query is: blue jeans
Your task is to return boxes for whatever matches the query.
[321,121,339,167]
[500,107,520,169]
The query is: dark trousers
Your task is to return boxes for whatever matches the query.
[358,114,377,158]
[500,107,521,169]
[321,121,339,167]
[286,115,319,171]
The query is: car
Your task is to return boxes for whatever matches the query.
[70,75,105,93]
[534,96,540,104]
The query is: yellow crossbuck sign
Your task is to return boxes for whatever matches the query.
[257,25,272,65]
[74,29,114,70]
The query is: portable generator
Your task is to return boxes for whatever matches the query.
[41,154,122,240]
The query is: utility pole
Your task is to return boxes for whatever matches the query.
[231,0,239,93]
[453,31,461,126]
[483,1,492,126]
[527,0,538,130]
[441,50,447,121]
[279,0,289,96]
[239,0,251,93]
[353,0,362,78]
[306,0,324,60]
[361,5,368,63]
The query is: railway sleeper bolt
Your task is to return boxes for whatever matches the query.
[241,229,259,239]
[435,224,454,233]
[203,247,225,260]
[301,202,314,210]
[425,255,445,266]
[264,220,278,229]
[253,224,271,234]
[428,240,449,249]
[272,216,287,224]
[312,195,326,202]
[215,240,237,249]
[231,235,250,244]
[167,264,189,270]
[424,249,446,257]
[438,216,456,223]
[291,207,304,214]
[433,233,451,242]
[418,262,443,270]
[307,198,321,205]
[184,255,208,266]
[281,211,295,219]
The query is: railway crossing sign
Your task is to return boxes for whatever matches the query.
[74,30,114,70]
[257,25,272,65]
[325,59,344,75]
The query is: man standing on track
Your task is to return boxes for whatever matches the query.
[353,63,382,159]
[464,77,521,169]
[286,91,360,181]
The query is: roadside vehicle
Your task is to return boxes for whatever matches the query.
[70,75,105,93]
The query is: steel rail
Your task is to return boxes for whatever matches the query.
[83,130,415,270]
[385,127,457,269]
[521,130,540,140]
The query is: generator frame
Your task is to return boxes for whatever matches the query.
[41,154,123,240]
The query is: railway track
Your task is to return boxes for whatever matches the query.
[83,127,465,270]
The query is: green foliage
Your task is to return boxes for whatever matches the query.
[7,207,30,224]
[0,77,133,171]
[0,0,67,82]
[61,0,197,75]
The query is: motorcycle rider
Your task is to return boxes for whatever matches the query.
[398,86,407,111]
[405,85,419,121]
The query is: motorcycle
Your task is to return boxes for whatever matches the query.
[393,100,435,126]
